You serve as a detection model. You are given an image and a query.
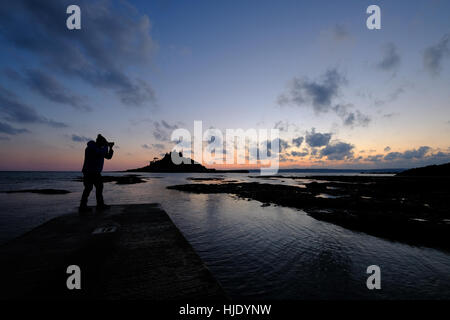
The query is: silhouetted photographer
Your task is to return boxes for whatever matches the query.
[79,134,114,214]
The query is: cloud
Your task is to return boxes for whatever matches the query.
[366,154,384,162]
[332,24,350,41]
[161,120,178,130]
[276,138,290,152]
[279,70,369,127]
[305,128,332,147]
[205,132,224,147]
[382,112,399,118]
[152,120,179,142]
[0,0,158,107]
[290,150,308,157]
[343,111,370,127]
[0,121,29,135]
[259,138,290,157]
[383,152,402,161]
[319,24,352,45]
[292,136,304,147]
[384,146,430,161]
[152,143,165,149]
[0,86,68,128]
[362,147,450,167]
[388,87,405,101]
[143,144,166,150]
[424,34,449,76]
[129,117,152,126]
[266,138,290,152]
[9,69,91,111]
[279,69,346,113]
[320,142,354,160]
[46,119,67,128]
[384,146,391,152]
[274,120,289,132]
[333,104,370,127]
[310,148,319,156]
[377,43,400,71]
[426,151,450,163]
[71,134,91,142]
[374,87,405,107]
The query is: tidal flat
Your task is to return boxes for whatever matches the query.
[168,175,450,251]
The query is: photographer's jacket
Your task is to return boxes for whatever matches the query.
[82,141,114,174]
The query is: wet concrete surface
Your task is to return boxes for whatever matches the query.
[0,204,226,300]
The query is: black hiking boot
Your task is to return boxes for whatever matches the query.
[96,204,111,211]
[79,205,92,216]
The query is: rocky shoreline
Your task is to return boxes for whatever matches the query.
[167,175,450,251]
[73,174,147,185]
[2,189,71,194]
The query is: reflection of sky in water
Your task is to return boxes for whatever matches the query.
[0,171,450,299]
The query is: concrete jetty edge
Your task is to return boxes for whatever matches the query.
[0,203,227,300]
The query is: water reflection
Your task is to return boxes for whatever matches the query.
[0,171,450,299]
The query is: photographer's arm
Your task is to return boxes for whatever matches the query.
[105,146,114,160]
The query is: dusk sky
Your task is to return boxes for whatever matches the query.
[0,0,449,170]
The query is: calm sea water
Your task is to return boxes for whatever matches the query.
[0,171,449,299]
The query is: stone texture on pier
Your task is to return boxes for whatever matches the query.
[0,204,226,300]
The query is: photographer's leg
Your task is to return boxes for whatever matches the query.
[95,174,108,210]
[79,174,93,213]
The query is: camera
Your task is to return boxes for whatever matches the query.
[96,134,114,147]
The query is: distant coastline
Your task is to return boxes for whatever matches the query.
[396,162,450,176]
[126,151,249,173]
[7,162,450,175]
